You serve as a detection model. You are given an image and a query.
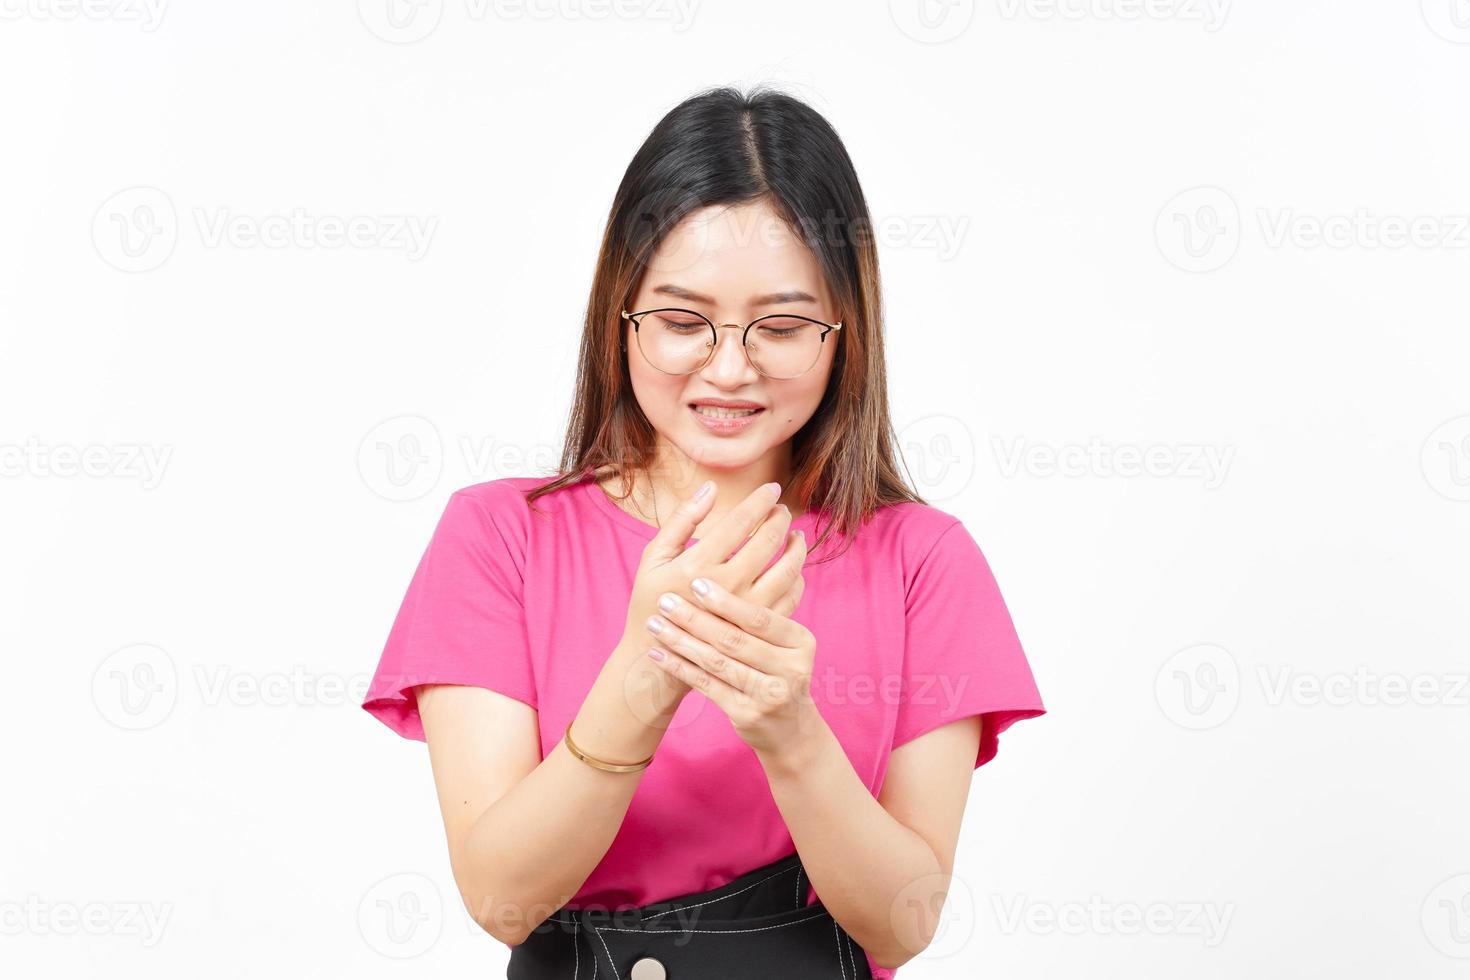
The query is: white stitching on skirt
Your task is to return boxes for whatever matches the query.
[842,927,857,978]
[794,867,803,908]
[850,933,867,978]
[832,920,848,980]
[593,908,832,980]
[639,864,802,922]
[571,918,579,980]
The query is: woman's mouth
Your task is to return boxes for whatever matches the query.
[689,403,765,433]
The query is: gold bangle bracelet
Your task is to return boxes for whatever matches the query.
[563,722,654,774]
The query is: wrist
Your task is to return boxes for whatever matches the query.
[755,712,835,780]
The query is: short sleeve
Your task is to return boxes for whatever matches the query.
[361,487,538,741]
[894,520,1046,768]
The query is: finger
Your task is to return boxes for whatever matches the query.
[686,482,784,565]
[643,479,717,563]
[770,574,804,618]
[646,645,744,715]
[722,503,794,587]
[748,528,807,608]
[644,611,768,695]
[687,575,806,648]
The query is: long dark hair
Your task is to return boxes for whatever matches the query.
[526,84,926,563]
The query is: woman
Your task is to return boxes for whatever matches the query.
[361,84,1046,980]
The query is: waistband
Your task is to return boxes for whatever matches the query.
[540,850,812,935]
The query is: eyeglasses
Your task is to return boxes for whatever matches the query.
[621,307,843,380]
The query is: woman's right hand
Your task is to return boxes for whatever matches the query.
[617,480,808,721]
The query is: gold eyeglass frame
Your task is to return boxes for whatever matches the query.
[620,307,843,380]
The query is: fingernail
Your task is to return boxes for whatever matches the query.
[693,480,713,501]
[690,577,711,597]
[797,530,806,543]
[645,616,665,634]
[647,648,665,661]
[765,482,781,500]
[658,593,679,613]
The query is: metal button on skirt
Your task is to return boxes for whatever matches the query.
[506,851,873,980]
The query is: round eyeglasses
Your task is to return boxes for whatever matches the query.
[621,307,843,380]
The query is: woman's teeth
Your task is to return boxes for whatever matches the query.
[693,406,760,418]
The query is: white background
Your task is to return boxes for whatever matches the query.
[2,1,1468,977]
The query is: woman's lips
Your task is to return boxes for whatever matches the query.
[689,403,765,433]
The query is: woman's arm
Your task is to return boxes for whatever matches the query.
[416,640,676,946]
[757,713,983,972]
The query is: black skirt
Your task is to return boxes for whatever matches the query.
[506,850,874,980]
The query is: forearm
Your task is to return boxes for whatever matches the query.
[461,642,679,944]
[755,716,941,970]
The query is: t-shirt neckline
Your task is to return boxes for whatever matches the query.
[580,477,819,544]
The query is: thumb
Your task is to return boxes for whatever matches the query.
[643,479,715,563]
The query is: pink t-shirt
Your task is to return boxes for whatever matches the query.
[362,475,1046,980]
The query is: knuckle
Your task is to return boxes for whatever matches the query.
[749,604,773,631]
[705,652,728,674]
[716,628,744,654]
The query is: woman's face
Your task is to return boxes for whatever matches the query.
[624,199,840,474]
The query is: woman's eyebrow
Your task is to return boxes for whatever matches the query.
[650,283,818,306]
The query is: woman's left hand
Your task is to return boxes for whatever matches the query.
[642,575,822,763]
